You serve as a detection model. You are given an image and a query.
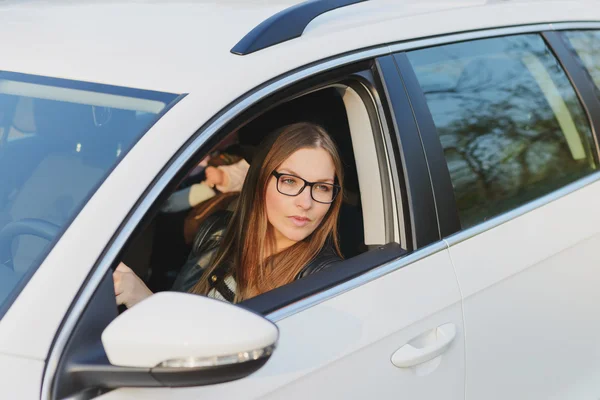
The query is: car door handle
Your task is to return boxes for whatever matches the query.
[391,323,457,368]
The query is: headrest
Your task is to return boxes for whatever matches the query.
[33,99,96,148]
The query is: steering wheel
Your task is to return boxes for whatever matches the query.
[0,218,60,270]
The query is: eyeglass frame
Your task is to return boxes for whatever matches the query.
[271,171,341,204]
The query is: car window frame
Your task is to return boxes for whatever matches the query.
[124,59,421,315]
[393,28,600,242]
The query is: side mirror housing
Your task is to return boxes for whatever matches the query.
[103,292,278,369]
[100,292,278,386]
[54,281,279,400]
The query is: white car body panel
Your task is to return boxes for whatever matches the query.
[98,249,464,399]
[448,176,600,399]
[0,353,44,398]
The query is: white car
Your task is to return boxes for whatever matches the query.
[2,0,600,399]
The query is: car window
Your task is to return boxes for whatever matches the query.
[116,83,404,314]
[0,71,178,316]
[561,30,600,95]
[406,34,597,228]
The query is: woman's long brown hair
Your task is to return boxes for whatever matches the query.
[189,122,344,302]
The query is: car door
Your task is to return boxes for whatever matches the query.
[41,55,466,399]
[400,27,600,399]
[224,247,464,400]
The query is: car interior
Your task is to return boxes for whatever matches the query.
[121,82,396,298]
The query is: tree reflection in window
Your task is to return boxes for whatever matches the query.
[408,34,597,228]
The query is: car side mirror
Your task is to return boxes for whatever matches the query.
[101,291,278,386]
[54,285,278,400]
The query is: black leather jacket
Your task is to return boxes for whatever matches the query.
[171,210,342,302]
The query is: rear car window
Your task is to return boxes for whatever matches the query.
[0,71,178,316]
[406,34,597,228]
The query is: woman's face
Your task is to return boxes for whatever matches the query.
[265,147,336,251]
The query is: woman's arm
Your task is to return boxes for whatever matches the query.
[215,159,250,193]
[160,183,216,213]
[113,262,153,308]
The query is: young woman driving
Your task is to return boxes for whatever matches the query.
[114,122,344,306]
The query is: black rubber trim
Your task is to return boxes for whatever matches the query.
[393,53,462,238]
[543,31,600,158]
[52,269,124,399]
[66,344,160,390]
[241,243,406,315]
[373,56,439,249]
[231,0,367,55]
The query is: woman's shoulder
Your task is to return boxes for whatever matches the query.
[295,242,342,280]
[190,210,232,257]
[171,211,232,293]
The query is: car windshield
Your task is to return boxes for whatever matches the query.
[0,71,179,316]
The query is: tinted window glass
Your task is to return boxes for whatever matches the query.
[407,34,597,228]
[0,72,178,316]
[562,30,600,95]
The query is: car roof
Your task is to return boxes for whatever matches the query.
[0,0,300,92]
[1,0,600,120]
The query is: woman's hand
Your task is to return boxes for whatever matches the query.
[204,166,226,187]
[113,262,153,308]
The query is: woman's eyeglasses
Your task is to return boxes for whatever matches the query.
[272,171,340,204]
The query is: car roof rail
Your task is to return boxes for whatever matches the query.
[231,0,367,56]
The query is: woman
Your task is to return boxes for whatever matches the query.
[114,122,344,306]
